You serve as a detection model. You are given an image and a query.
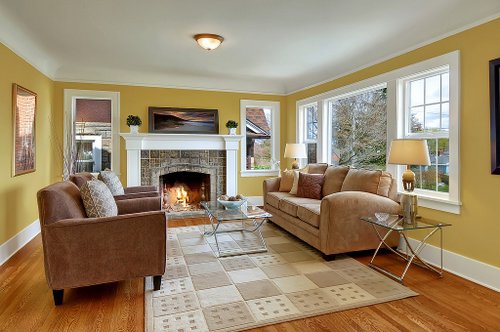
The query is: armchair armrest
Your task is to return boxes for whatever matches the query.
[263,177,281,206]
[319,191,400,254]
[124,185,158,194]
[42,211,167,289]
[116,195,161,214]
[114,191,159,201]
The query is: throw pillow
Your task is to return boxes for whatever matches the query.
[279,169,294,192]
[81,180,118,218]
[289,170,301,195]
[296,173,325,199]
[98,171,125,195]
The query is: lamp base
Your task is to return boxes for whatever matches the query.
[400,192,418,225]
[291,159,299,169]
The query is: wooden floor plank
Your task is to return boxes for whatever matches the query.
[0,217,498,332]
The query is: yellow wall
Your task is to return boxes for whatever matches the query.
[52,82,286,196]
[0,43,55,244]
[286,18,500,267]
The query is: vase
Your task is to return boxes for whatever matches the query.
[130,125,139,134]
[228,127,237,135]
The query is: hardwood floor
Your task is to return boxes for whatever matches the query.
[1,217,498,332]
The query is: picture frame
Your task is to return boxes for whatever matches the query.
[12,84,37,176]
[490,58,500,174]
[148,107,219,134]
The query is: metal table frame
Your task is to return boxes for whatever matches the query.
[201,202,270,258]
[361,216,451,283]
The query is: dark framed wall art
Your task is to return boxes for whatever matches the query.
[12,84,37,176]
[148,107,219,134]
[490,57,500,174]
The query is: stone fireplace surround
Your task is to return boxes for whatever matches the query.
[120,133,242,197]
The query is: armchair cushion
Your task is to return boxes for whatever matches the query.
[98,170,125,195]
[81,180,118,218]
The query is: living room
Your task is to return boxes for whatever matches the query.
[1,1,499,331]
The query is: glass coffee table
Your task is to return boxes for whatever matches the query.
[360,215,451,283]
[200,201,271,257]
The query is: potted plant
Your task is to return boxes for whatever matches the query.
[126,115,142,134]
[225,120,238,135]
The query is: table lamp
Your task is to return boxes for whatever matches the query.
[388,139,431,224]
[284,143,307,169]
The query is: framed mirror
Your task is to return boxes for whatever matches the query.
[12,84,37,176]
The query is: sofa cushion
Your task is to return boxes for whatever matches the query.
[297,203,321,228]
[322,165,350,196]
[340,168,393,198]
[266,192,293,209]
[279,196,320,217]
[306,163,329,174]
[98,171,125,195]
[296,173,325,199]
[81,180,118,218]
[279,169,294,192]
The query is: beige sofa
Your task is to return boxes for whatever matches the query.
[263,163,400,258]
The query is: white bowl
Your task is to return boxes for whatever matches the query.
[217,198,247,209]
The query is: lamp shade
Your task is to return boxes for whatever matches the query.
[388,139,431,166]
[194,34,224,50]
[284,143,307,159]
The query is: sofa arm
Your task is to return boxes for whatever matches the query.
[116,195,161,214]
[263,177,281,206]
[319,191,400,254]
[42,211,167,289]
[124,185,158,194]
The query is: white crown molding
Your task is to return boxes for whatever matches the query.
[0,219,40,266]
[285,12,500,95]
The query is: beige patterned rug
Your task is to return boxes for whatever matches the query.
[145,221,417,332]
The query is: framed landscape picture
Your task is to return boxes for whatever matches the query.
[12,84,37,176]
[148,107,219,134]
[490,58,500,174]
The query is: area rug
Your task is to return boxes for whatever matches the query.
[145,221,417,332]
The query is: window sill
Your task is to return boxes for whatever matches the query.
[416,194,461,214]
[240,170,280,178]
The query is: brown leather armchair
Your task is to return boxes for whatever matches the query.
[37,181,167,305]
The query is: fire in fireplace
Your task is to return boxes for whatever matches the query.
[160,171,210,212]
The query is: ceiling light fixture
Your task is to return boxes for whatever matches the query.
[194,33,224,51]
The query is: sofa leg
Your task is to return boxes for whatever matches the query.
[53,289,64,305]
[153,276,162,291]
[322,253,336,261]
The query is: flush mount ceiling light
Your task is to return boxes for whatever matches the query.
[194,33,224,51]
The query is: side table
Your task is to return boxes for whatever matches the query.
[360,215,451,283]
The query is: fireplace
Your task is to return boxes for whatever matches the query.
[160,171,210,212]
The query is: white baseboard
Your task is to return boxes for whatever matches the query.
[399,238,499,292]
[246,196,264,206]
[0,219,40,266]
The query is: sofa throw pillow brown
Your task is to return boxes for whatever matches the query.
[81,180,118,218]
[279,169,294,192]
[98,171,125,195]
[296,173,325,199]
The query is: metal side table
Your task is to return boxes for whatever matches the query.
[360,215,451,283]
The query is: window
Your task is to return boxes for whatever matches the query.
[298,103,318,164]
[296,51,460,213]
[240,100,280,177]
[403,70,450,193]
[327,85,387,170]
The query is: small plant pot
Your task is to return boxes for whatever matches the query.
[129,125,139,134]
[228,127,237,135]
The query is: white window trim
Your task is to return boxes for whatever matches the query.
[75,135,102,172]
[63,89,120,178]
[296,51,461,214]
[296,102,320,167]
[240,99,280,177]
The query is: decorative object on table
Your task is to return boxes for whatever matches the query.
[148,107,219,134]
[489,57,500,174]
[126,115,142,134]
[388,139,431,224]
[12,84,37,176]
[225,120,238,135]
[194,33,224,51]
[217,194,247,209]
[283,143,307,169]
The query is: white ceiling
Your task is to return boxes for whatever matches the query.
[1,0,499,94]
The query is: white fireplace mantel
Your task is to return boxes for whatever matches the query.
[120,133,243,196]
